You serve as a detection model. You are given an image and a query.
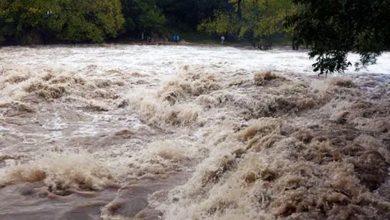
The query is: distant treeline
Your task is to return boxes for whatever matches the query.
[0,0,294,45]
[1,0,388,74]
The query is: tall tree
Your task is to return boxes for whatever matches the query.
[287,0,390,74]
[157,0,230,30]
[121,0,166,36]
[0,0,124,44]
[199,0,295,47]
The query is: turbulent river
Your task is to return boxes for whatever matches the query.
[0,45,389,220]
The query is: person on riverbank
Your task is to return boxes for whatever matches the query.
[172,34,181,44]
[221,35,225,45]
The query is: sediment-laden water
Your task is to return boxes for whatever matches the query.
[0,45,389,220]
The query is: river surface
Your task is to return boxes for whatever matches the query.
[0,45,389,220]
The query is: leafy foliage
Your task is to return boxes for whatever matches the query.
[122,0,166,34]
[1,0,389,76]
[287,0,390,74]
[0,0,125,44]
[0,0,229,44]
[199,0,296,46]
[199,11,237,35]
[157,0,231,29]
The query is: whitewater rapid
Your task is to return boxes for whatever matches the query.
[0,45,389,220]
[1,45,390,76]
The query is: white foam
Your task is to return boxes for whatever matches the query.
[1,45,389,76]
[0,126,9,132]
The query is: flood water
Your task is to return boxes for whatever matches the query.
[0,45,389,219]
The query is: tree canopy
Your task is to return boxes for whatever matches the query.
[199,0,296,47]
[0,0,389,75]
[0,0,230,44]
[0,0,124,44]
[287,0,390,74]
[121,0,166,35]
[0,0,125,44]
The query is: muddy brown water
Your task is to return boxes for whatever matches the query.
[1,45,389,219]
[0,173,191,220]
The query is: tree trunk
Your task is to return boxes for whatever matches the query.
[237,0,242,18]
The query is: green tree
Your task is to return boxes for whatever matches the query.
[199,11,237,36]
[0,0,51,44]
[287,0,390,75]
[157,0,230,31]
[121,0,166,36]
[0,0,124,44]
[199,0,295,47]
